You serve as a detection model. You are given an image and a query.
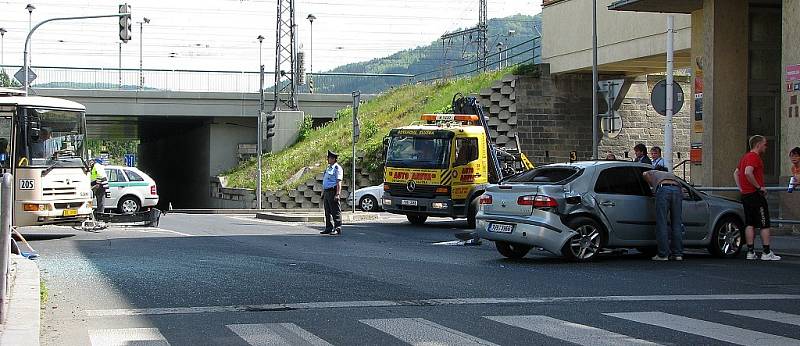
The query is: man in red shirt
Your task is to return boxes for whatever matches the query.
[734,135,780,260]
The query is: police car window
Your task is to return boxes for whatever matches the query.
[106,169,127,183]
[454,138,479,166]
[125,170,144,181]
[595,167,647,196]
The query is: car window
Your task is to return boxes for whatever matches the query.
[594,167,648,196]
[507,167,581,184]
[107,169,127,183]
[125,169,144,181]
[453,137,479,166]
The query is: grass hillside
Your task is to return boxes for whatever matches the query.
[222,67,519,191]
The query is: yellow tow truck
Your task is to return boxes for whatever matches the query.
[382,95,533,227]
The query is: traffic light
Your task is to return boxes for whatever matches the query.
[119,4,132,43]
[265,112,276,138]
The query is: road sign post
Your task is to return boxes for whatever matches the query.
[351,91,361,214]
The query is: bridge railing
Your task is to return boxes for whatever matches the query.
[0,65,412,94]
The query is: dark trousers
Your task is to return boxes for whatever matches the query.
[323,189,342,231]
[655,185,684,257]
[91,183,106,212]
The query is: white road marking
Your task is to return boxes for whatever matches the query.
[722,310,800,326]
[486,315,659,345]
[84,294,800,317]
[132,228,191,237]
[605,311,800,345]
[88,327,170,346]
[360,318,498,346]
[227,323,333,346]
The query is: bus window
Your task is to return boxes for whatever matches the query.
[0,117,10,168]
[454,137,478,166]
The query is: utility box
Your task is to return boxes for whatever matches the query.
[267,111,304,153]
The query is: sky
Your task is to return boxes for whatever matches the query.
[0,0,543,74]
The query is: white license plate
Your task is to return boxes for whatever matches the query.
[401,199,418,206]
[488,223,515,233]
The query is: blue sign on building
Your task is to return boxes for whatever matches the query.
[124,154,136,167]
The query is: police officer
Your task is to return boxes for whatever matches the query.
[89,159,109,215]
[320,150,343,235]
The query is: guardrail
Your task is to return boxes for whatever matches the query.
[694,185,800,225]
[0,173,12,322]
[1,65,412,94]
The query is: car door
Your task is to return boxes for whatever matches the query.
[679,184,710,241]
[105,168,128,208]
[593,166,655,242]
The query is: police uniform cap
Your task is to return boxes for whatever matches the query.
[327,150,338,159]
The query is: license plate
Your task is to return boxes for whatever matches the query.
[401,199,418,206]
[62,209,78,217]
[488,223,514,233]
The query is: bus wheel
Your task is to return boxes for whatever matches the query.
[407,214,427,225]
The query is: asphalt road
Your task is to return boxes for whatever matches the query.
[24,213,800,345]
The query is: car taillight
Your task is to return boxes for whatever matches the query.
[150,185,157,195]
[517,195,558,208]
[479,194,493,205]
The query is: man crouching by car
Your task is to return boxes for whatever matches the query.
[643,169,684,261]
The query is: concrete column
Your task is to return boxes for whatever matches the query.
[689,9,705,184]
[701,0,749,187]
[781,0,800,230]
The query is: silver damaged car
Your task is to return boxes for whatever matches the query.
[476,161,745,261]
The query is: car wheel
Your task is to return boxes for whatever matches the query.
[466,198,479,229]
[562,216,605,261]
[708,216,743,258]
[359,195,378,212]
[118,196,141,214]
[496,241,532,259]
[407,214,427,225]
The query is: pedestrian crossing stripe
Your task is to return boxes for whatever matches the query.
[88,327,169,346]
[605,311,799,346]
[87,310,800,346]
[486,315,659,346]
[227,323,333,346]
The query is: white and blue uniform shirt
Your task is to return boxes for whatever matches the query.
[322,163,343,189]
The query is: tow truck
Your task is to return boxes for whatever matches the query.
[382,94,533,228]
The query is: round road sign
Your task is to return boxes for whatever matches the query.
[650,79,684,116]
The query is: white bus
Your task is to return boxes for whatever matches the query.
[0,88,93,226]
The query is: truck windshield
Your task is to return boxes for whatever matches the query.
[23,108,86,168]
[386,135,451,169]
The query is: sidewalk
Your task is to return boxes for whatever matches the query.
[0,255,40,346]
[769,235,800,257]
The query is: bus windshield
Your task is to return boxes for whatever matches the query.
[386,135,451,169]
[23,108,87,168]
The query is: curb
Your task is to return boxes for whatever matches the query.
[171,208,322,214]
[256,212,380,223]
[0,255,40,346]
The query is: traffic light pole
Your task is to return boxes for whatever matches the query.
[22,12,130,95]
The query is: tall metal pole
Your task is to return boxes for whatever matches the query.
[665,15,675,172]
[118,42,122,88]
[23,13,131,95]
[591,0,599,160]
[257,35,265,210]
[26,4,34,67]
[0,28,6,73]
[138,18,149,90]
[307,14,315,93]
[0,174,12,322]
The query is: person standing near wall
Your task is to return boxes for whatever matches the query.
[320,150,343,236]
[633,143,652,164]
[734,135,780,261]
[650,146,668,171]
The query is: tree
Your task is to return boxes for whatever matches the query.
[0,70,21,88]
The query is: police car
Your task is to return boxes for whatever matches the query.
[103,165,159,213]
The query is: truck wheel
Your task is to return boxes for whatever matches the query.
[496,241,532,259]
[407,214,427,225]
[466,198,479,229]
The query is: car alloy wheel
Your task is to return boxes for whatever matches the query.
[710,217,743,258]
[570,224,602,260]
[119,197,141,214]
[360,195,377,212]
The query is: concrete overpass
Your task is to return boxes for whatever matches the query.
[30,88,362,209]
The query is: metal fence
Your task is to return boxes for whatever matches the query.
[0,65,413,94]
[694,186,800,225]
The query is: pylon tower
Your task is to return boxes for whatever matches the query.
[273,0,298,111]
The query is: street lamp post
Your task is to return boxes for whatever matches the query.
[256,34,265,210]
[26,4,35,66]
[0,28,6,74]
[306,14,315,93]
[138,17,150,90]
